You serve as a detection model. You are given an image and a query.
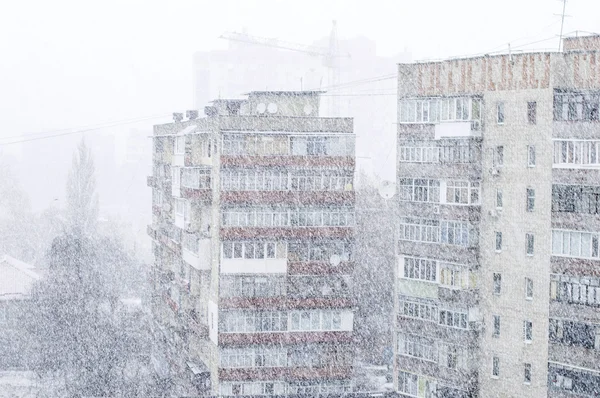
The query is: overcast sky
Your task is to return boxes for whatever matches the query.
[0,0,598,141]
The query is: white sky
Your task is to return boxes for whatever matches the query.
[0,0,598,140]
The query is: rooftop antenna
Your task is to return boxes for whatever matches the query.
[558,0,567,51]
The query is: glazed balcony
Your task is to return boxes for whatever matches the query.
[218,365,352,381]
[220,226,354,240]
[220,190,354,206]
[221,155,355,169]
[218,331,353,346]
[218,296,353,310]
[549,341,600,371]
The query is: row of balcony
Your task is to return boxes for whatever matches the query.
[217,366,352,381]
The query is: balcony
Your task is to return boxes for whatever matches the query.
[218,331,353,346]
[221,155,355,169]
[221,190,354,206]
[218,297,353,310]
[549,342,600,371]
[396,355,478,393]
[220,227,354,240]
[218,365,352,381]
[288,261,354,275]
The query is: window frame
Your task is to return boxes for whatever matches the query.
[497,102,505,124]
[527,101,537,125]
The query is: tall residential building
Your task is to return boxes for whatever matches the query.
[148,91,356,396]
[394,35,600,397]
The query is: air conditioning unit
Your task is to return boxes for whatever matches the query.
[490,167,500,176]
[173,112,184,123]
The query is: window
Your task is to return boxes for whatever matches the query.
[290,310,342,331]
[440,221,471,247]
[439,309,468,329]
[446,181,480,205]
[492,356,500,377]
[400,300,438,323]
[398,333,437,362]
[494,146,504,167]
[524,363,532,384]
[554,276,600,306]
[496,189,503,209]
[493,273,502,295]
[403,257,437,282]
[527,145,536,167]
[492,315,500,337]
[439,262,467,289]
[525,278,533,299]
[554,90,600,121]
[526,233,535,255]
[552,184,600,214]
[446,346,458,369]
[398,371,418,396]
[398,179,440,202]
[497,102,505,124]
[523,320,533,342]
[174,135,185,154]
[553,140,600,167]
[222,242,279,260]
[221,311,288,333]
[399,146,440,163]
[527,102,537,124]
[526,188,535,212]
[182,168,211,189]
[398,218,440,244]
[495,232,503,252]
[552,229,600,259]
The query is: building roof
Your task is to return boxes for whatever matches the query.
[0,255,41,301]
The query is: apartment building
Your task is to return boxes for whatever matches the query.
[394,35,600,397]
[148,91,356,396]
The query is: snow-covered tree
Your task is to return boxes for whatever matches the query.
[66,139,99,236]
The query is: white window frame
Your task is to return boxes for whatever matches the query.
[552,229,600,259]
[445,180,480,205]
[402,256,437,283]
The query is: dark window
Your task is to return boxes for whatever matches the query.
[524,363,532,383]
[524,320,533,341]
[527,102,537,124]
[492,356,500,377]
[526,233,535,255]
[495,232,503,251]
[497,102,505,124]
[552,185,600,215]
[496,189,503,208]
[493,315,500,337]
[494,146,504,167]
[494,273,502,294]
[527,188,535,212]
[528,145,536,166]
[525,278,533,299]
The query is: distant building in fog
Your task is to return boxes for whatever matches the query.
[193,32,410,181]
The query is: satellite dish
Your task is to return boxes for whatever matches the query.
[329,254,341,267]
[257,103,266,114]
[303,104,313,115]
[378,180,396,200]
[267,103,278,114]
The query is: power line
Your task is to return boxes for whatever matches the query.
[0,115,171,141]
[0,114,171,147]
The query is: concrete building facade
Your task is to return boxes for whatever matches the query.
[394,35,600,397]
[148,91,356,396]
